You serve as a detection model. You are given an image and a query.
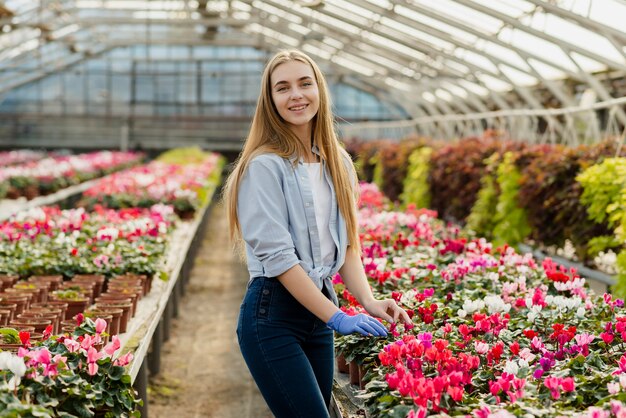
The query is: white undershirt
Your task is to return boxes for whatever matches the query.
[304,162,336,266]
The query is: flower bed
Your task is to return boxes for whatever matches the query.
[0,150,45,167]
[78,149,223,219]
[335,183,626,417]
[0,204,175,280]
[0,151,143,200]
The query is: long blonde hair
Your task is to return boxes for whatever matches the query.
[223,49,361,255]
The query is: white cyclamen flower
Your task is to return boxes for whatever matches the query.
[462,299,485,314]
[0,351,12,370]
[484,294,511,314]
[503,360,519,376]
[528,305,542,323]
[6,355,26,377]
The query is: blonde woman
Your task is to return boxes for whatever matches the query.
[224,50,411,418]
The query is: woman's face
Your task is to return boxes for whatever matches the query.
[270,60,320,136]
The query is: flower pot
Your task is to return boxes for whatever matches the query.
[49,296,89,320]
[359,364,367,390]
[349,360,360,386]
[102,289,139,313]
[59,283,95,303]
[0,303,16,322]
[86,308,122,336]
[113,273,151,294]
[0,309,11,326]
[95,295,134,317]
[2,289,35,308]
[94,302,131,333]
[107,283,144,300]
[336,353,349,374]
[31,302,68,322]
[18,312,59,334]
[10,317,51,333]
[0,275,19,290]
[0,294,29,315]
[28,275,63,292]
[72,274,105,297]
[0,343,21,352]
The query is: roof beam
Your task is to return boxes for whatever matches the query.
[347,0,576,109]
[524,0,626,43]
[454,0,626,72]
[293,1,514,111]
[397,1,593,83]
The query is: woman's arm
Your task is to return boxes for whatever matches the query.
[277,264,387,336]
[340,249,412,324]
[277,265,338,323]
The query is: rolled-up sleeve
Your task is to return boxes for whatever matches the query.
[237,159,300,277]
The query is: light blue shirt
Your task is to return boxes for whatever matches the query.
[237,147,352,306]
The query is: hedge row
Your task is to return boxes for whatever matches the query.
[345,136,626,292]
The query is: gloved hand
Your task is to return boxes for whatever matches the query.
[326,311,387,337]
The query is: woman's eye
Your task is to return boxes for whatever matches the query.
[277,86,288,92]
[302,82,312,87]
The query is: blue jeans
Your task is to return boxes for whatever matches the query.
[237,277,334,418]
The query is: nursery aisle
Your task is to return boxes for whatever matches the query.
[149,202,272,418]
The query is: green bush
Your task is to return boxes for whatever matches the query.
[492,152,531,247]
[400,146,432,210]
[577,157,626,296]
[465,153,499,238]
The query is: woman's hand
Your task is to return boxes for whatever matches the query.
[363,299,412,325]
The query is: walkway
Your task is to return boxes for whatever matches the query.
[148,202,272,418]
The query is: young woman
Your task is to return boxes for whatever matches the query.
[224,50,411,418]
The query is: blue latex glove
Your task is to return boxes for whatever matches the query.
[327,311,387,337]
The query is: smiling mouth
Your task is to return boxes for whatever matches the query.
[289,104,308,111]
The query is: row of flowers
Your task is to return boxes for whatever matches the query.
[0,151,144,200]
[78,148,224,219]
[0,204,175,279]
[335,183,626,417]
[0,148,225,279]
[0,150,45,167]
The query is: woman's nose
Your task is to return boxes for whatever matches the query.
[290,87,303,99]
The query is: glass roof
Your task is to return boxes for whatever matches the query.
[0,0,624,119]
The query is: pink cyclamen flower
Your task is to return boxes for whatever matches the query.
[561,377,575,392]
[104,335,121,357]
[608,382,620,394]
[64,338,80,353]
[575,333,595,346]
[544,377,561,399]
[35,348,51,365]
[87,347,102,376]
[95,318,107,334]
[80,335,96,351]
[474,341,489,354]
[114,352,134,367]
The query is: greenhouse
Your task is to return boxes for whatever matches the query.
[0,1,626,417]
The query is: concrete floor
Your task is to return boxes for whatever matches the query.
[148,202,272,418]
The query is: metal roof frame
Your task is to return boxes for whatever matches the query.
[0,0,624,128]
